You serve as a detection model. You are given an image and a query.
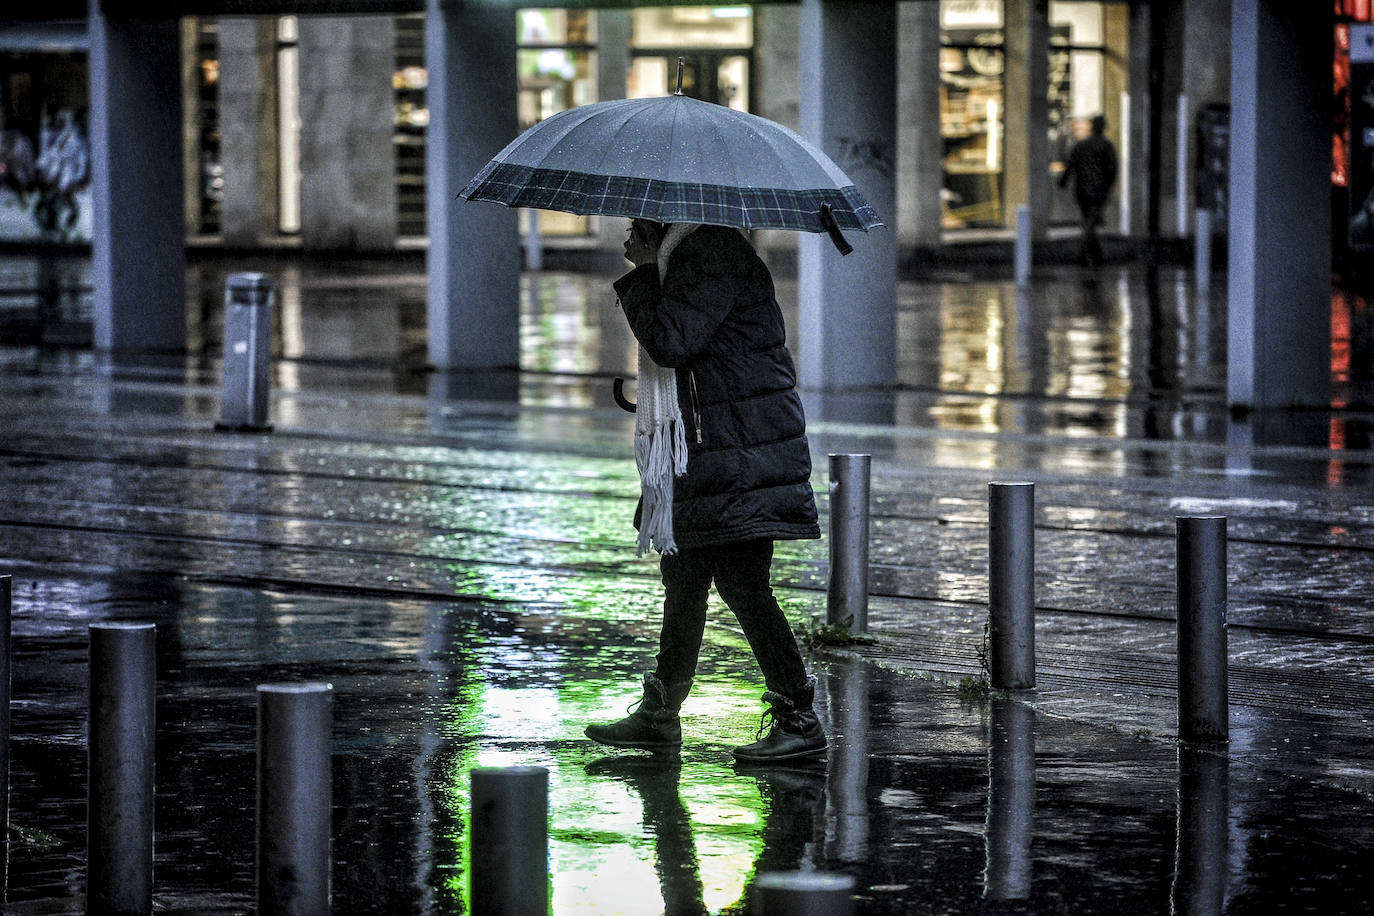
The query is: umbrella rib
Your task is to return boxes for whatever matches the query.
[592,99,658,179]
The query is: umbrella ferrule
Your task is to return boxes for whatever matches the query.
[674,57,685,96]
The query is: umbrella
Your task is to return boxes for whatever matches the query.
[460,69,882,255]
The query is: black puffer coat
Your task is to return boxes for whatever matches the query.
[614,224,821,549]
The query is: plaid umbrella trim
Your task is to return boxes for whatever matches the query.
[461,162,883,233]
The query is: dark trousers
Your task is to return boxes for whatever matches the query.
[654,539,810,697]
[1077,199,1106,266]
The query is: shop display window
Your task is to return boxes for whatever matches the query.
[518,8,597,237]
[940,1,1005,228]
[393,14,425,240]
[0,47,92,243]
[279,16,302,236]
[938,0,1117,229]
[629,6,752,111]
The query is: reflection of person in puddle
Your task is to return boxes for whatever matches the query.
[586,756,707,915]
[585,219,827,763]
[585,756,826,914]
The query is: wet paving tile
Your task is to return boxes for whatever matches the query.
[2,571,1372,913]
[3,255,1374,911]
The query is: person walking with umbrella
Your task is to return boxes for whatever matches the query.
[461,64,883,762]
[1059,114,1118,267]
[581,216,828,762]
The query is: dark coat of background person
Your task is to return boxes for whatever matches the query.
[1060,119,1118,212]
[614,224,821,550]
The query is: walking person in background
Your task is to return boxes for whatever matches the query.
[584,217,828,764]
[1059,114,1118,267]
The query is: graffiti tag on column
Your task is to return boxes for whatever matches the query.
[837,136,894,180]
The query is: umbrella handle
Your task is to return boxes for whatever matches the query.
[821,204,854,256]
[613,377,637,413]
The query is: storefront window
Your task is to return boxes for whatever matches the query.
[519,8,597,237]
[278,16,302,236]
[938,1,1118,229]
[1048,2,1114,225]
[629,6,752,111]
[940,0,1005,227]
[393,15,426,240]
[0,47,92,243]
[1049,3,1106,163]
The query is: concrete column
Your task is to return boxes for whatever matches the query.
[1126,2,1152,238]
[798,0,897,392]
[1102,4,1130,234]
[1003,0,1050,239]
[1157,0,1231,240]
[755,4,801,131]
[1228,0,1331,408]
[897,1,942,249]
[89,5,186,354]
[298,17,396,251]
[426,0,521,372]
[754,5,802,258]
[218,17,279,247]
[181,17,203,237]
[595,10,631,253]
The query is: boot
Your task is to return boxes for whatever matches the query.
[585,672,692,752]
[732,676,828,763]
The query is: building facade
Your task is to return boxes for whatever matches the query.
[0,2,1246,255]
[0,1,1348,409]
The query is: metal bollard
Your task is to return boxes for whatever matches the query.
[756,872,855,916]
[988,482,1036,689]
[216,272,274,432]
[1,574,10,841]
[984,698,1036,900]
[1176,516,1228,741]
[88,622,157,916]
[1014,205,1032,286]
[1172,746,1229,916]
[827,454,871,633]
[1195,209,1212,294]
[257,683,333,916]
[470,766,548,916]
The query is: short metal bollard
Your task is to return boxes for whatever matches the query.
[470,766,548,916]
[1176,516,1228,742]
[216,272,274,432]
[827,454,871,633]
[1,574,11,840]
[1014,205,1032,286]
[257,683,333,916]
[988,482,1036,689]
[1194,209,1212,294]
[755,872,855,916]
[88,622,157,916]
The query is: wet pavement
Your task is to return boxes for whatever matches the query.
[1,249,1374,912]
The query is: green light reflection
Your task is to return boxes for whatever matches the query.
[414,422,799,913]
[429,674,773,914]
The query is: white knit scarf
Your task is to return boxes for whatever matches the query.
[634,222,699,556]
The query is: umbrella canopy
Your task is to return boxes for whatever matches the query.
[460,93,883,236]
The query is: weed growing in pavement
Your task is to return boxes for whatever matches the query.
[958,675,991,699]
[959,618,993,697]
[8,823,59,849]
[795,613,878,651]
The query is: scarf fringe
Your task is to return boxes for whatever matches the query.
[633,222,699,556]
